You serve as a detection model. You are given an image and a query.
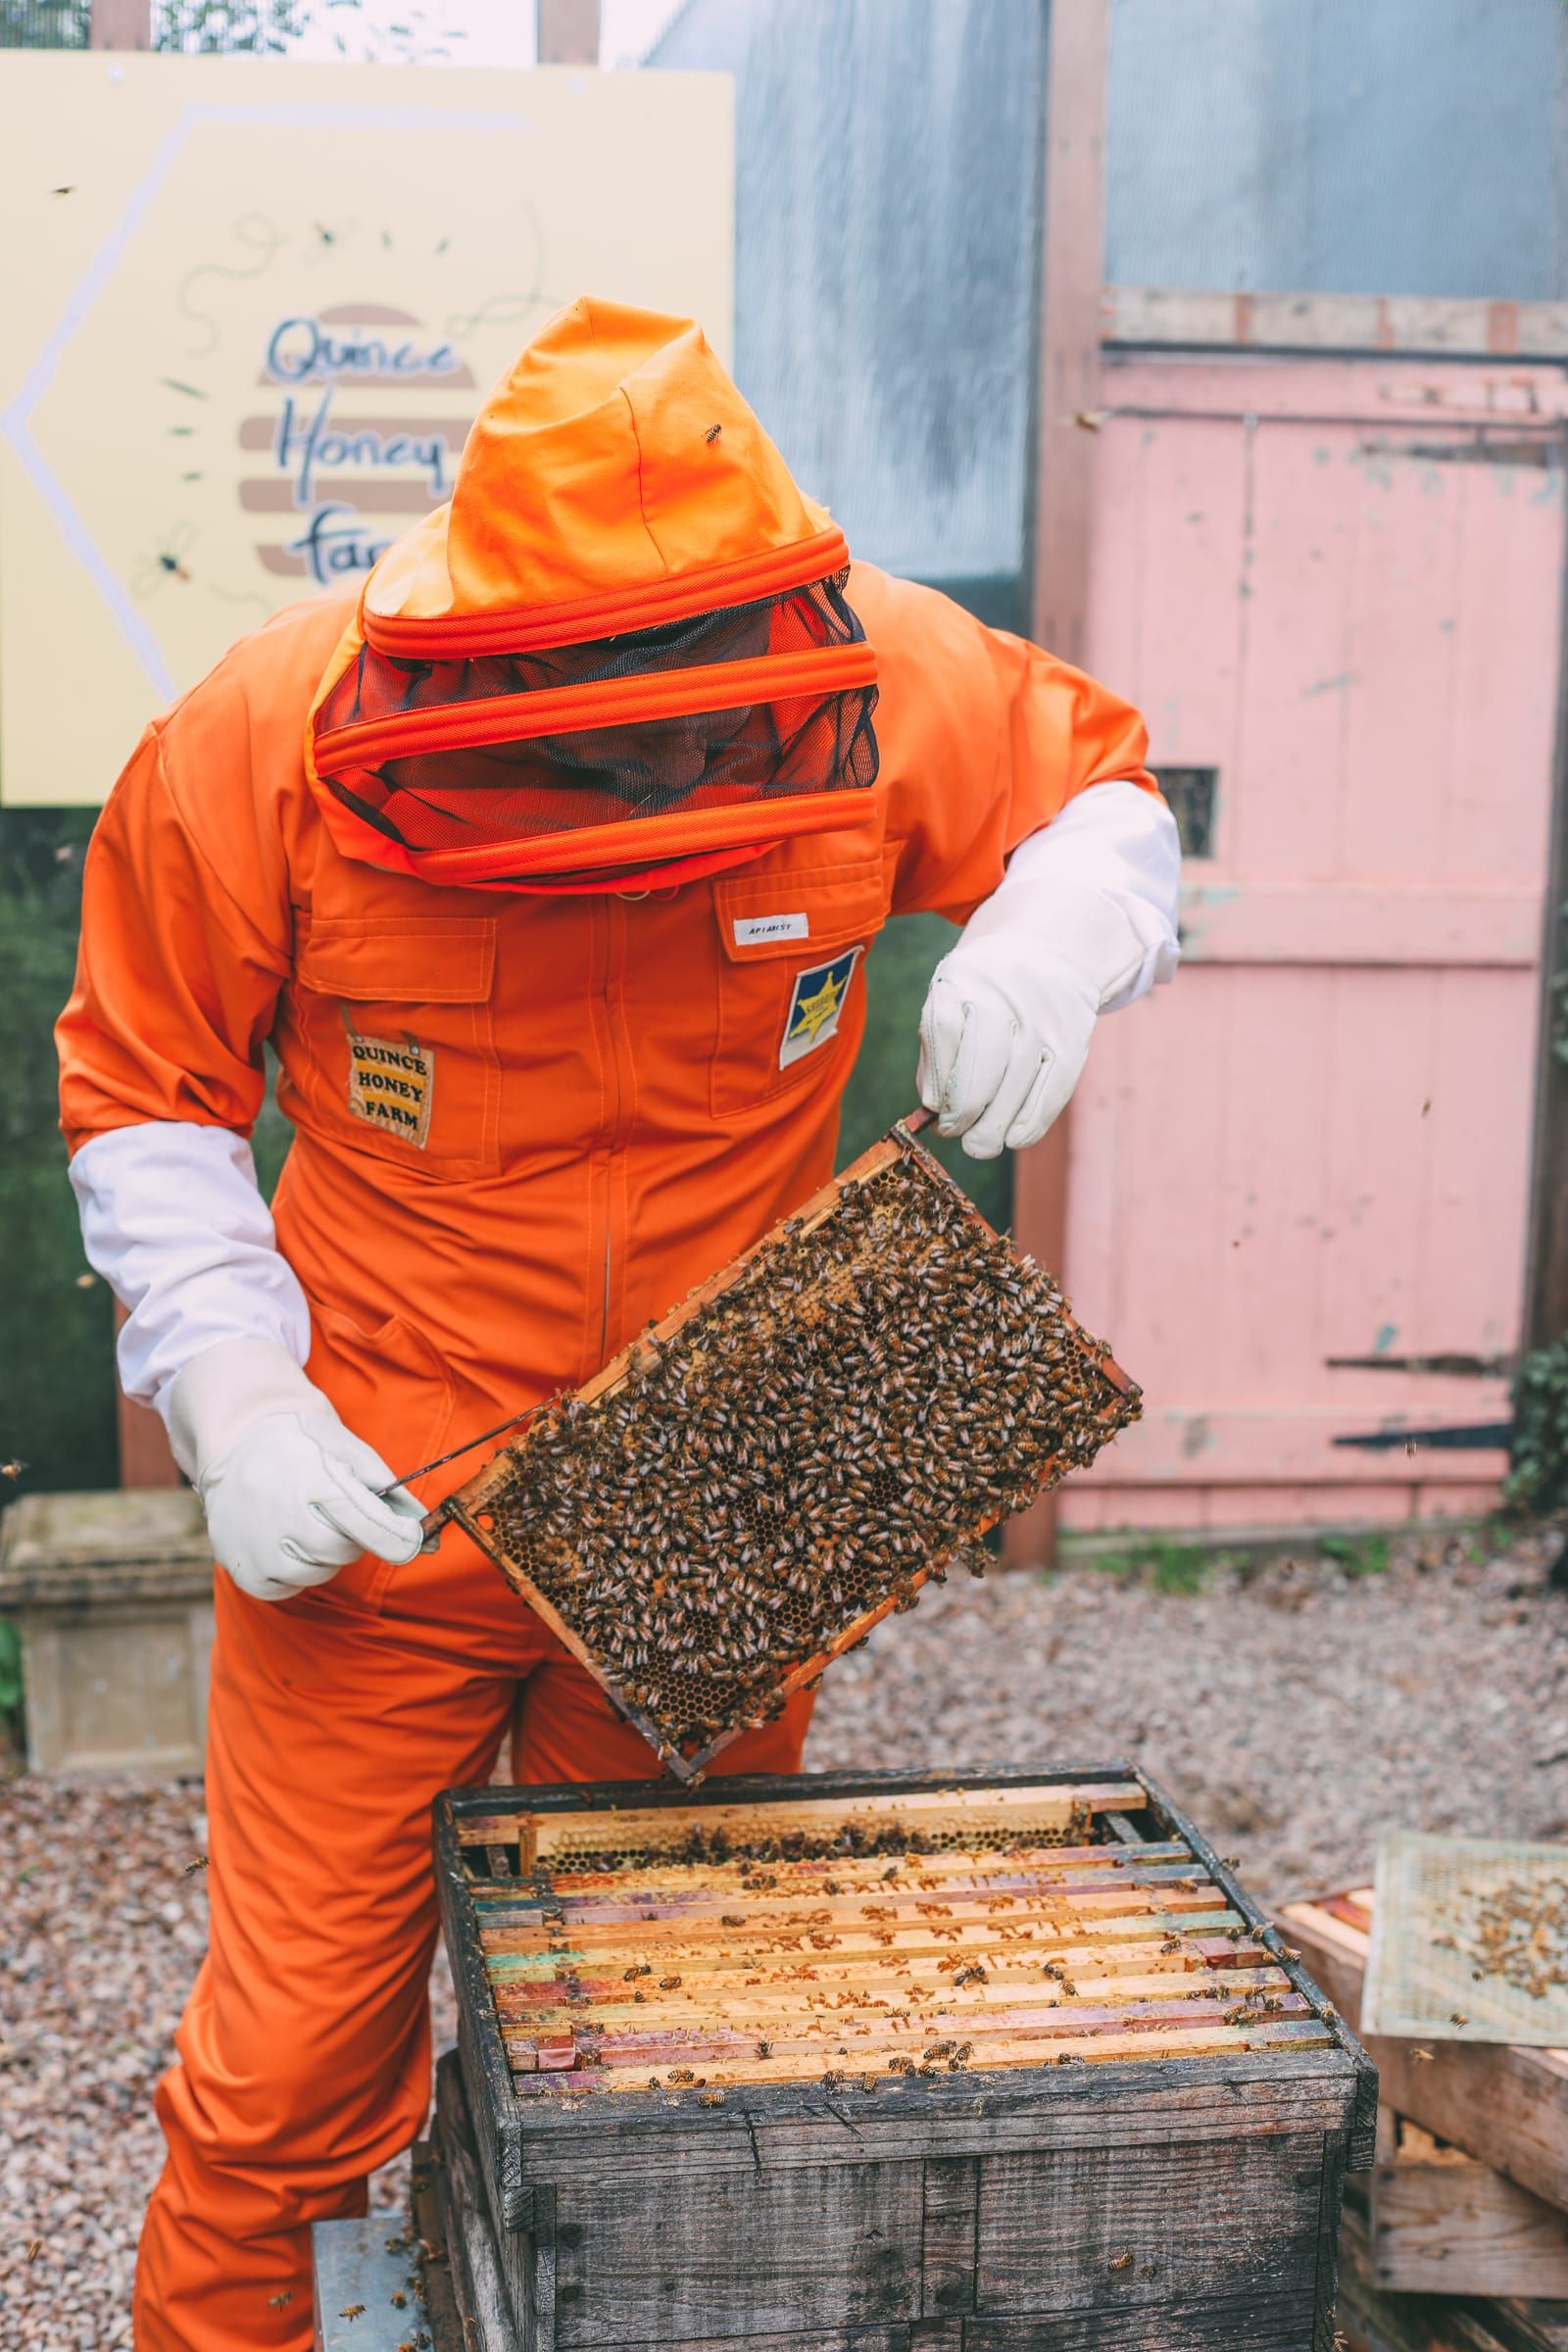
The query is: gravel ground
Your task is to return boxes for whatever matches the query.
[811,1527,1568,1905]
[2,1530,1565,2347]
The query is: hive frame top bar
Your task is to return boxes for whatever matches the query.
[433,1762,1380,2219]
[438,1119,1138,1782]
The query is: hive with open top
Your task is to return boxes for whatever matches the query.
[431,1763,1376,2351]
[437,1120,1139,1781]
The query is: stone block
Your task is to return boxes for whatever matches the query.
[0,1489,214,1776]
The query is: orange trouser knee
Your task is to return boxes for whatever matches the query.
[133,1550,812,2352]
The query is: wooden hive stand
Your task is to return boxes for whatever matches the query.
[426,1764,1376,2351]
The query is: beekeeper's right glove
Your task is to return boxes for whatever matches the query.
[168,1337,425,1604]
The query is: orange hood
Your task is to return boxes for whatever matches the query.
[305,298,879,893]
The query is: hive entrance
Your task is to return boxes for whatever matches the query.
[444,1125,1139,1778]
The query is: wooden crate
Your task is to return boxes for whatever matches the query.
[432,1121,1138,1783]
[434,1764,1375,2350]
[1278,1890,1568,2218]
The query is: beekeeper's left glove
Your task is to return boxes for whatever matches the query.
[916,782,1181,1159]
[168,1338,426,1603]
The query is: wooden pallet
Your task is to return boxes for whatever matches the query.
[1280,1888,1568,2216]
[433,1763,1376,2352]
[431,1119,1138,1783]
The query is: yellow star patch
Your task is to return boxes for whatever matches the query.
[788,965,847,1044]
[779,947,864,1070]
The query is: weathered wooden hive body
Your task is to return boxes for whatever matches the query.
[433,1766,1376,2351]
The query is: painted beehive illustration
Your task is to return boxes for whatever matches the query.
[436,1120,1139,1779]
[431,1766,1377,2352]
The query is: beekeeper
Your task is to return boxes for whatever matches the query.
[57,298,1179,2351]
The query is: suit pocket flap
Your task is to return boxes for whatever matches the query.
[713,858,886,963]
[296,917,496,1004]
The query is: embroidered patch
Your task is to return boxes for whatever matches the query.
[734,910,809,947]
[779,947,864,1069]
[345,1027,434,1148]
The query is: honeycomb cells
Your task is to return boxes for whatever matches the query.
[466,1152,1138,1760]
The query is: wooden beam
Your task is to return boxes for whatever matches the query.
[536,0,599,65]
[1007,0,1110,1571]
[1030,0,1109,671]
[89,0,151,45]
[1104,284,1568,360]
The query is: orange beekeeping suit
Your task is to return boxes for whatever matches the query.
[56,300,1153,2352]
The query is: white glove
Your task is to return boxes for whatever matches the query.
[919,942,1102,1159]
[917,782,1181,1159]
[168,1338,425,1604]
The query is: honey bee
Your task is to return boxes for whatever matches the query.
[1108,2250,1135,2274]
[267,2289,294,2310]
[338,2308,366,2322]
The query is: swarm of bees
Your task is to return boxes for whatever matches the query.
[453,1141,1138,1764]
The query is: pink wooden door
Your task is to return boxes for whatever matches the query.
[1061,354,1567,1534]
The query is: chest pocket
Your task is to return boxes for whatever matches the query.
[710,856,890,1120]
[288,915,500,1177]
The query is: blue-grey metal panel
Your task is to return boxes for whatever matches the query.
[651,0,1045,587]
[312,2217,424,2352]
[1105,0,1568,301]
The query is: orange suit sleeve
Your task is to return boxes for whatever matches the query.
[851,564,1158,925]
[57,717,292,1156]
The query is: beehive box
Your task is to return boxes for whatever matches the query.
[436,1120,1138,1782]
[433,1765,1376,2351]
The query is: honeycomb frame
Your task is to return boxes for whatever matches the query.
[437,1118,1139,1782]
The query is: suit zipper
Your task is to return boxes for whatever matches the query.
[598,897,630,1367]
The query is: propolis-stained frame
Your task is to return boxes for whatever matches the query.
[431,1118,1138,1783]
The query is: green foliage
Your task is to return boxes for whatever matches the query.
[0,1619,22,1736]
[837,913,1011,1234]
[1315,1531,1390,1579]
[0,0,88,44]
[0,0,310,47]
[156,0,309,50]
[1081,1538,1213,1594]
[0,810,120,1494]
[1505,1334,1568,1518]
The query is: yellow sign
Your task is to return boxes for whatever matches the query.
[0,53,734,804]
